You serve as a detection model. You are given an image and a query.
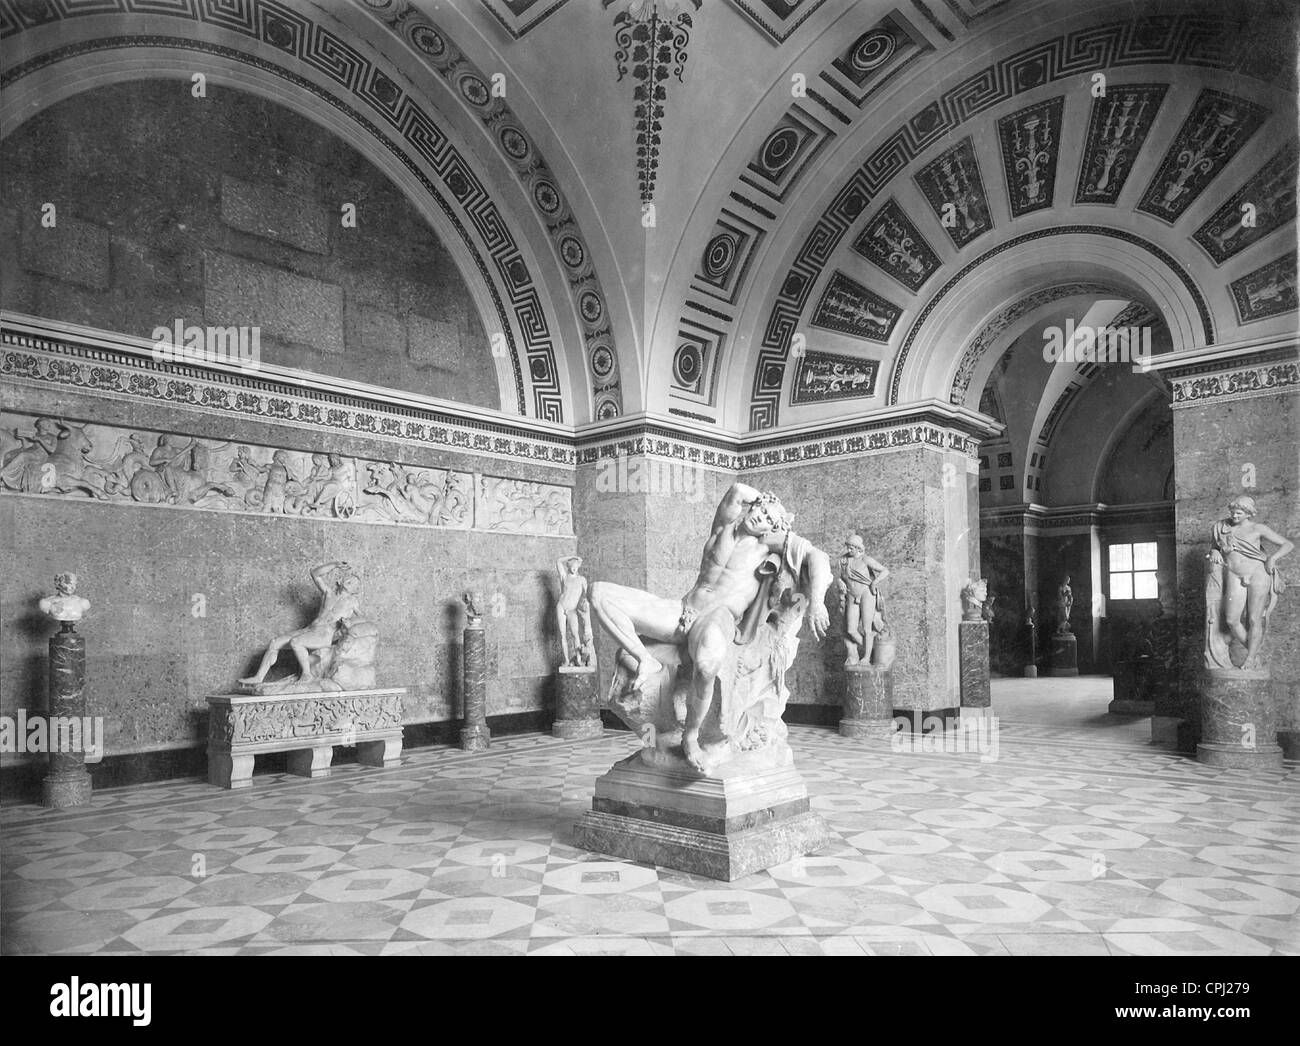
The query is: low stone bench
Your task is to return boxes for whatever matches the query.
[206,688,406,789]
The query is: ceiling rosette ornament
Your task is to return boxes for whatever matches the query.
[604,0,702,204]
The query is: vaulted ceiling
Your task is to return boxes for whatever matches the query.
[2,0,1295,432]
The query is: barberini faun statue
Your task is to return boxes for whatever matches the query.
[588,483,831,777]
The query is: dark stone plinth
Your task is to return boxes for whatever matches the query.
[461,624,490,752]
[1197,669,1282,768]
[1049,632,1078,677]
[572,752,832,881]
[1278,731,1300,761]
[840,665,894,739]
[1110,659,1156,715]
[44,628,92,809]
[958,620,990,707]
[554,666,602,739]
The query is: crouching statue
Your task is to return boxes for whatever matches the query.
[239,561,380,694]
[589,483,831,776]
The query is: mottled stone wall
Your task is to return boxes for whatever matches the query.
[0,386,574,763]
[0,81,497,408]
[1171,391,1300,739]
[746,448,971,712]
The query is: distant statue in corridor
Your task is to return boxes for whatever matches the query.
[1205,496,1293,672]
[1055,576,1074,635]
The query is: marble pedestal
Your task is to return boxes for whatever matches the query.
[840,664,894,739]
[1049,633,1078,677]
[43,626,93,808]
[1196,668,1282,768]
[461,622,491,752]
[206,688,406,789]
[1110,659,1157,715]
[553,666,602,739]
[958,620,991,709]
[573,752,832,882]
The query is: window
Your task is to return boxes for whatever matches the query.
[1109,542,1158,599]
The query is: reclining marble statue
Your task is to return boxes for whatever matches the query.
[239,561,379,693]
[589,482,831,776]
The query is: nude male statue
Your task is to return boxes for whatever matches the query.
[835,534,889,666]
[589,483,831,771]
[556,556,593,667]
[1207,495,1293,670]
[241,561,361,686]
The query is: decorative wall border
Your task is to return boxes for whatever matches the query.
[0,409,575,537]
[0,1,567,421]
[747,16,1271,429]
[1166,361,1299,408]
[356,0,623,418]
[575,408,989,474]
[1,322,577,468]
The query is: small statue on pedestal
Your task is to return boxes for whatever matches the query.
[1205,496,1293,671]
[1056,576,1074,635]
[556,556,595,667]
[835,535,890,667]
[239,561,378,693]
[464,590,484,629]
[960,578,990,621]
[40,572,91,628]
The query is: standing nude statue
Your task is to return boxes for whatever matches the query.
[241,561,361,686]
[1056,576,1074,635]
[1206,495,1293,671]
[589,483,831,772]
[835,534,889,666]
[556,556,594,667]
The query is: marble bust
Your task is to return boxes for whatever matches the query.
[960,578,989,622]
[1205,495,1293,671]
[39,572,91,624]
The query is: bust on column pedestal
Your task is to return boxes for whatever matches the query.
[39,572,94,808]
[1198,496,1293,768]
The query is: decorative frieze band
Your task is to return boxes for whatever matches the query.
[1140,341,1299,407]
[0,410,574,537]
[575,413,986,475]
[1,320,576,467]
[1167,361,1298,407]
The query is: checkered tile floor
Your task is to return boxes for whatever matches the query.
[3,703,1298,955]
